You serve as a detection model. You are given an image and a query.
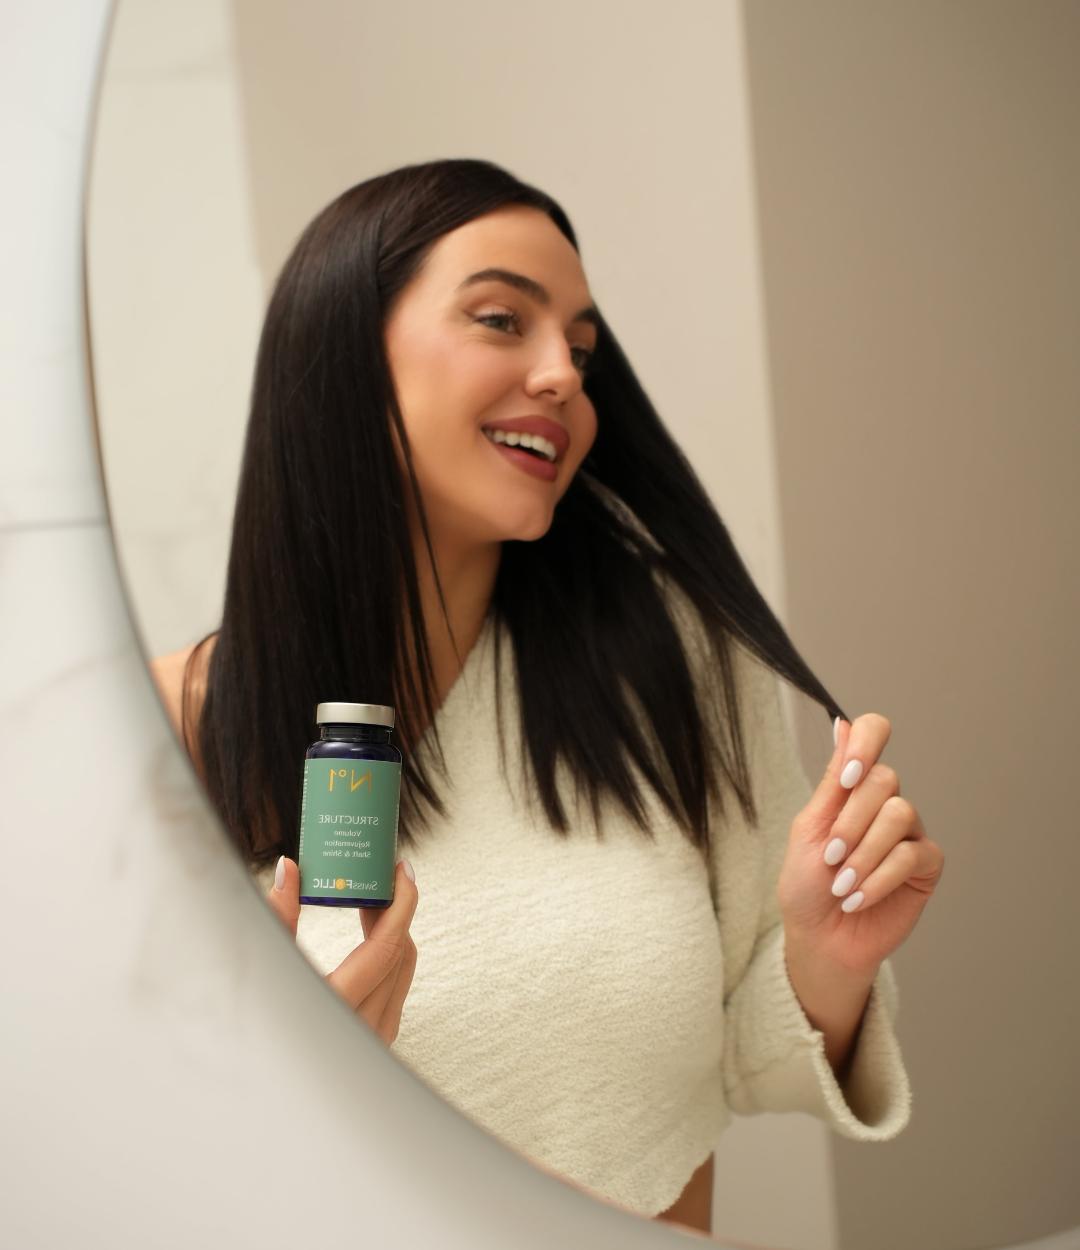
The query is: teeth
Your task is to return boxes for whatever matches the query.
[483,428,558,462]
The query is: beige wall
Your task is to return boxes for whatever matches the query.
[742,2,1080,1247]
[85,0,262,657]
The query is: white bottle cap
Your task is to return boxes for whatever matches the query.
[314,702,395,728]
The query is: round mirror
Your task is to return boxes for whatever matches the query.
[85,3,1080,1249]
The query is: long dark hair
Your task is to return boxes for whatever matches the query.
[182,157,848,870]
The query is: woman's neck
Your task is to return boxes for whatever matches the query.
[404,531,501,710]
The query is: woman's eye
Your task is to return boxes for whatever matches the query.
[572,347,594,376]
[474,311,594,377]
[475,311,519,333]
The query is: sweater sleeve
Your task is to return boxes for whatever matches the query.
[717,640,913,1141]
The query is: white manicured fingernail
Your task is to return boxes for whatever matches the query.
[833,716,840,747]
[274,854,285,892]
[841,890,865,913]
[840,759,863,788]
[824,837,847,866]
[832,866,857,897]
[400,858,415,883]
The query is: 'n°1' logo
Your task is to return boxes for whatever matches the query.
[328,766,372,793]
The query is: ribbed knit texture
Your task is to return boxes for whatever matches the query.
[252,580,911,1217]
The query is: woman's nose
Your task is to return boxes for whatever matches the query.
[525,342,585,403]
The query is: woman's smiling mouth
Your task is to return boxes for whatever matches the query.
[481,428,559,481]
[480,415,569,463]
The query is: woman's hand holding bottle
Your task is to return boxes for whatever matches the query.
[266,856,419,1046]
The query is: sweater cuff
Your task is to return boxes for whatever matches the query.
[725,926,912,1141]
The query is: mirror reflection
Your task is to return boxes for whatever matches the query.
[145,155,935,1238]
[99,2,1080,1248]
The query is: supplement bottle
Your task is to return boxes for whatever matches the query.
[298,702,402,908]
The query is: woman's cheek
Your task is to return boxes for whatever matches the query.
[573,411,599,469]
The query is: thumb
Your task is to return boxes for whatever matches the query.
[796,716,855,839]
[266,854,301,938]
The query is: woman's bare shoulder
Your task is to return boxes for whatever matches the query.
[149,634,218,741]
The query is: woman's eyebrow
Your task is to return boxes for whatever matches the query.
[456,267,599,328]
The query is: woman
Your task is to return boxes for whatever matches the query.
[152,158,943,1235]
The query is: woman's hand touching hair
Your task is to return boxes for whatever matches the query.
[266,856,419,1046]
[780,713,944,980]
[776,712,944,1076]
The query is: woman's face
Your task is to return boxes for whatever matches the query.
[383,205,599,548]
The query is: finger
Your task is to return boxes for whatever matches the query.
[800,713,893,837]
[821,761,903,866]
[355,938,409,1038]
[834,834,942,916]
[355,865,419,1040]
[326,861,419,1013]
[360,902,381,942]
[326,923,403,1016]
[828,793,922,908]
[266,855,300,939]
[360,933,417,1044]
[376,936,418,1046]
[353,877,415,1034]
[360,859,415,940]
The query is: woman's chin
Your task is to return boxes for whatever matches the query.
[489,499,557,543]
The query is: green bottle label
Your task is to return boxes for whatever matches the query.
[298,757,401,902]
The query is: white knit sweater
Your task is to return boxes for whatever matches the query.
[251,581,911,1217]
